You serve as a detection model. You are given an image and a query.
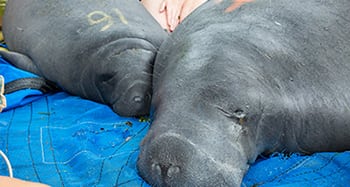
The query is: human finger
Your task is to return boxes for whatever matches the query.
[159,0,166,12]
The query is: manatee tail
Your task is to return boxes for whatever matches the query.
[0,48,42,76]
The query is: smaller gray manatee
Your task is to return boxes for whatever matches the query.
[0,0,168,116]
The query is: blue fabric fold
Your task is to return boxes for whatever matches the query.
[243,152,350,186]
[0,57,46,111]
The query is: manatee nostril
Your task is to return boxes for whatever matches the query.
[131,92,151,105]
[151,162,181,178]
[131,92,152,106]
[167,165,180,178]
[151,163,162,176]
[133,96,143,103]
[113,81,152,116]
[138,133,194,185]
[127,84,151,105]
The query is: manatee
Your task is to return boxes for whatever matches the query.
[0,0,168,116]
[137,0,350,186]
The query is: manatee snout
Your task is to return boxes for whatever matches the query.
[137,132,245,187]
[137,133,195,186]
[94,38,157,116]
[112,80,152,117]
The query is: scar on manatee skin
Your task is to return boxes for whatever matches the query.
[215,0,254,13]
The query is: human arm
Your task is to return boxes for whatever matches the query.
[0,176,50,187]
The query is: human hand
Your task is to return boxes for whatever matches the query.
[159,0,185,32]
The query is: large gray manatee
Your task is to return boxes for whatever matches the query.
[0,0,168,116]
[137,0,350,186]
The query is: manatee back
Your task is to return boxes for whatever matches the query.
[138,1,350,186]
[154,0,350,150]
[2,0,168,116]
[3,0,166,79]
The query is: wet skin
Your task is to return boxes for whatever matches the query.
[137,0,350,186]
[0,0,168,116]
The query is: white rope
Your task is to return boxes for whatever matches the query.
[0,150,13,178]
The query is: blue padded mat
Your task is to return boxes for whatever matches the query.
[1,57,350,186]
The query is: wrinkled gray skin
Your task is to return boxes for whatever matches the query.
[138,0,350,186]
[0,0,168,116]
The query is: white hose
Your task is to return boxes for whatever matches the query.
[0,150,13,178]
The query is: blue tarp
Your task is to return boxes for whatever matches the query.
[0,57,46,111]
[1,57,350,186]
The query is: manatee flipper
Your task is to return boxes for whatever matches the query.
[0,49,42,76]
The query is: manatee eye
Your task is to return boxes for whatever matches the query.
[216,106,247,125]
[233,109,246,119]
[99,72,115,84]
